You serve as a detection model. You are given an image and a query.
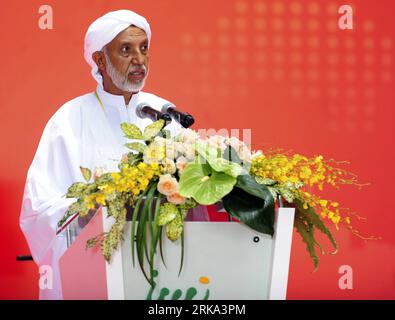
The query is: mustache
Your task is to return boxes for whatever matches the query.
[128,65,147,74]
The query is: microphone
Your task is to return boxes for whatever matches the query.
[136,102,172,125]
[161,103,195,128]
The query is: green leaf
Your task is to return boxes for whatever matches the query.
[209,158,243,178]
[136,191,152,285]
[178,198,198,219]
[94,172,113,185]
[80,166,92,183]
[131,189,148,267]
[178,231,185,277]
[57,201,86,228]
[125,142,147,153]
[146,186,155,245]
[107,197,125,219]
[223,174,275,236]
[267,186,278,201]
[158,203,178,226]
[179,163,237,205]
[150,193,162,285]
[86,233,105,250]
[143,119,165,141]
[159,227,166,267]
[294,199,338,253]
[294,217,320,270]
[196,141,243,177]
[118,153,142,171]
[277,184,297,203]
[77,202,91,218]
[144,184,157,283]
[121,122,143,140]
[84,183,99,196]
[223,146,242,164]
[166,214,184,241]
[66,182,88,198]
[127,153,143,165]
[101,217,126,262]
[255,177,277,186]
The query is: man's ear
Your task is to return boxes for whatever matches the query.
[92,51,106,71]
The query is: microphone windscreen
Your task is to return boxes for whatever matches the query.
[136,102,151,119]
[161,102,176,113]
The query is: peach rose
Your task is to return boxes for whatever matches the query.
[176,156,188,174]
[157,174,179,196]
[167,192,186,205]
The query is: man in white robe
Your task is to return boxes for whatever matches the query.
[19,10,182,300]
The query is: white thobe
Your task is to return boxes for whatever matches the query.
[19,85,182,299]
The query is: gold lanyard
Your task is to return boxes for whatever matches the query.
[94,90,106,113]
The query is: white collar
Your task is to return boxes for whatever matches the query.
[95,85,140,108]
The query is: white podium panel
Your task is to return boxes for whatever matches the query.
[60,207,295,300]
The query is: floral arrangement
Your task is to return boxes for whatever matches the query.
[58,119,366,284]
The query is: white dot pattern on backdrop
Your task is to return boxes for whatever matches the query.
[178,0,393,134]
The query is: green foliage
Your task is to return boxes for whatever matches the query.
[223,174,275,236]
[179,142,243,205]
[107,196,125,219]
[66,182,88,198]
[80,166,92,183]
[255,177,277,186]
[158,203,178,226]
[125,142,147,154]
[101,216,126,262]
[131,189,148,267]
[179,163,237,205]
[118,153,142,171]
[121,122,144,140]
[166,214,184,242]
[293,199,338,270]
[86,233,106,250]
[127,153,143,165]
[57,200,90,230]
[196,141,243,177]
[94,172,113,185]
[178,198,198,218]
[136,184,156,285]
[223,146,242,164]
[143,119,165,141]
[294,217,320,270]
[150,193,163,285]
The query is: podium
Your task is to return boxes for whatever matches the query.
[59,206,295,300]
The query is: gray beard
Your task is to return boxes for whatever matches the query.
[103,51,148,93]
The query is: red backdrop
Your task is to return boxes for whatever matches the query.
[0,0,394,299]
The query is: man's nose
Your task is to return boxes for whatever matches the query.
[131,50,145,65]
